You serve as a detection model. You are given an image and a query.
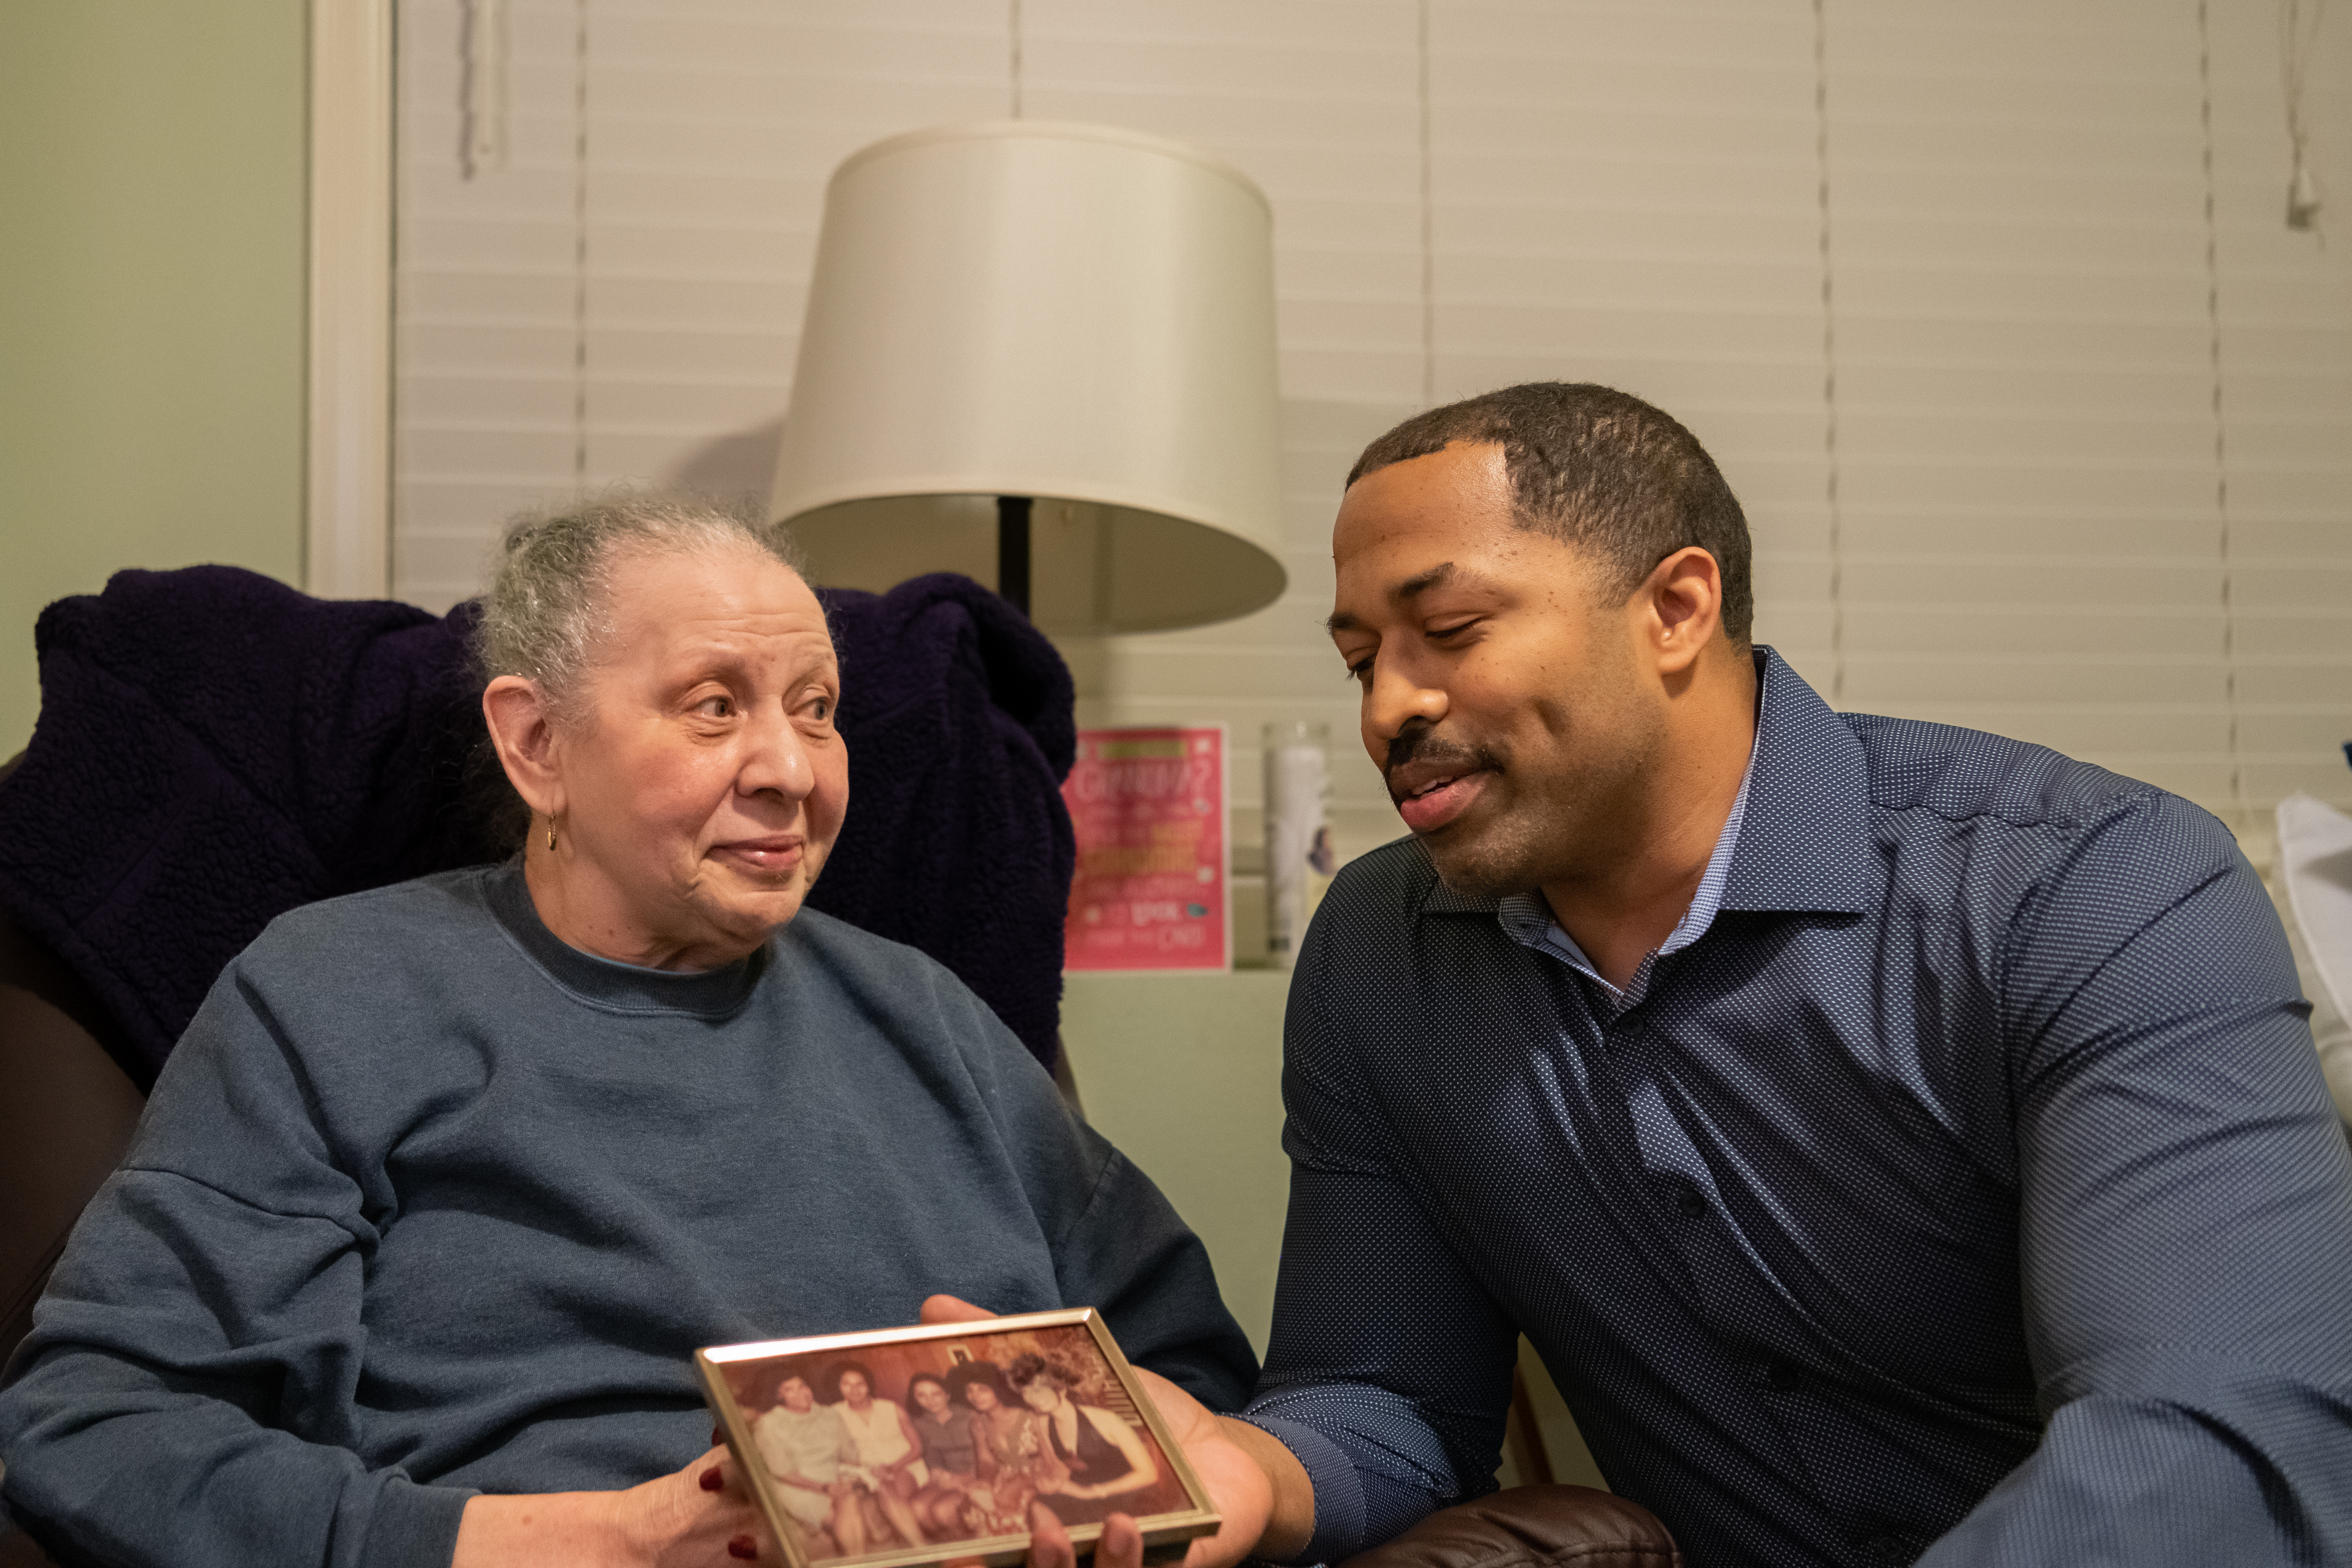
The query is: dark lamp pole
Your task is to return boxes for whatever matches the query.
[996,495,1033,617]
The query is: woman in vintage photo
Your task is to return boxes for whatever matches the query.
[0,496,1259,1568]
[947,1359,1055,1535]
[827,1361,931,1549]
[1009,1353,1163,1524]
[906,1372,990,1536]
[751,1373,871,1560]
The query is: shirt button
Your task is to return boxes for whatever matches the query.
[1858,1533,1919,1565]
[1757,1357,1802,1393]
[1672,1183,1707,1219]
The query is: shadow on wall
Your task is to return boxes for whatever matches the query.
[667,417,786,507]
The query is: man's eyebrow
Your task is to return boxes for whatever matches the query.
[1326,561,1459,635]
[1395,562,1458,601]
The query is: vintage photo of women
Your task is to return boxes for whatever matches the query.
[702,1311,1215,1568]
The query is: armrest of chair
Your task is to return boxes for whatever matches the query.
[0,1520,60,1568]
[1332,1485,1680,1568]
[0,903,147,1370]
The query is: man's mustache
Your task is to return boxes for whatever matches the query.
[1382,726,1506,799]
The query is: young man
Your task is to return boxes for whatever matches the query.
[1214,384,2352,1567]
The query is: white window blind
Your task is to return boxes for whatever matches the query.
[395,0,2352,867]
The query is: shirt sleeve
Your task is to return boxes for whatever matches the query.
[1237,915,1522,1566]
[1925,795,2352,1566]
[0,960,474,1568]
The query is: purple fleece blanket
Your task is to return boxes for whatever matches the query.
[0,566,1074,1084]
[810,574,1076,1065]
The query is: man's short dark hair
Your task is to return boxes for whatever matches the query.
[1347,382,1754,643]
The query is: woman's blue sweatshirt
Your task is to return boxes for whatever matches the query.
[0,863,1254,1568]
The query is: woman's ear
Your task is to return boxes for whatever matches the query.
[482,676,565,821]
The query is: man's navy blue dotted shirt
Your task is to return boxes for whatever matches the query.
[1241,649,2352,1568]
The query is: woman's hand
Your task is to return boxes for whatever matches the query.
[919,1296,1274,1568]
[615,1446,778,1567]
[453,1444,776,1567]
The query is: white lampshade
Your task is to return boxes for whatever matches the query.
[770,121,1288,634]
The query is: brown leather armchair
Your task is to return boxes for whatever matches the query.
[0,905,145,1568]
[1337,1487,1680,1568]
[0,912,145,1375]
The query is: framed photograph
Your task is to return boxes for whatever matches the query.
[699,1308,1220,1568]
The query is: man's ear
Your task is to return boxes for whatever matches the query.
[1641,546,1725,677]
[482,676,566,821]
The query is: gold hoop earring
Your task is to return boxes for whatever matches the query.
[546,817,558,853]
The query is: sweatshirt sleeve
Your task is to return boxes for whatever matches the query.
[0,956,474,1568]
[1045,1132,1259,1413]
[937,971,1259,1415]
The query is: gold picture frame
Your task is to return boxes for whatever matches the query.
[699,1308,1221,1568]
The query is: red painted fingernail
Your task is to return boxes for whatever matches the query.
[700,1466,725,1492]
[729,1536,759,1560]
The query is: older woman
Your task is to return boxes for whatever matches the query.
[0,498,1257,1568]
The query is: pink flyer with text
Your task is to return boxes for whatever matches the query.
[1062,727,1229,972]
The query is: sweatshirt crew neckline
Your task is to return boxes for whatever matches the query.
[483,859,766,1017]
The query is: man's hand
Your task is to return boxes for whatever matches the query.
[1022,1498,1146,1568]
[919,1295,1282,1568]
[453,1444,775,1566]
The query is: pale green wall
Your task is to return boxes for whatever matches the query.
[0,1,309,758]
[1060,971,1292,1356]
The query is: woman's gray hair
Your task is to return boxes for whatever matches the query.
[474,489,806,716]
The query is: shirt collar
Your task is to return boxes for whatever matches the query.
[1494,751,1754,1004]
[1717,646,1873,915]
[1417,645,1871,922]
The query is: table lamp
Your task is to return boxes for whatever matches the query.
[770,121,1288,632]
